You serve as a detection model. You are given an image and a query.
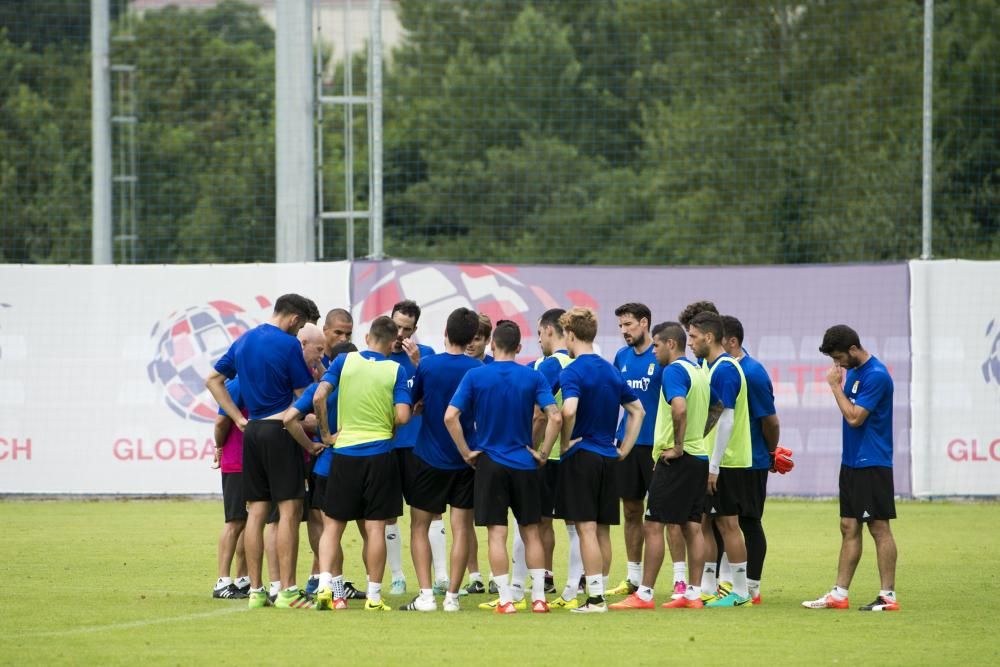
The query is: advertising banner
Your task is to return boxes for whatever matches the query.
[0,262,350,493]
[911,260,1000,496]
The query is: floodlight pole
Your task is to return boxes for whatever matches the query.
[91,0,112,264]
[369,0,384,259]
[276,0,316,262]
[920,0,933,260]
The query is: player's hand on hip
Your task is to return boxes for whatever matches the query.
[662,448,682,463]
[826,365,844,388]
[236,416,248,432]
[529,447,547,467]
[322,432,337,447]
[464,450,481,469]
[707,472,718,494]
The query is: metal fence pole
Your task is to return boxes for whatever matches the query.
[368,0,384,259]
[276,0,316,262]
[921,0,934,260]
[91,0,112,264]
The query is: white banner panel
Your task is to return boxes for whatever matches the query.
[0,263,350,493]
[911,260,1000,496]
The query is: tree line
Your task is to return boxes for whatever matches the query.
[1,0,996,264]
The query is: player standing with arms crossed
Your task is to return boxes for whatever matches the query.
[803,325,898,612]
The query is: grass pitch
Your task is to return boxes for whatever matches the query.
[1,498,998,666]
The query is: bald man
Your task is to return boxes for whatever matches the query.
[297,322,329,593]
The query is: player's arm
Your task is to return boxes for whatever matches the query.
[281,404,324,455]
[761,414,780,453]
[395,402,412,426]
[707,408,734,493]
[662,396,687,461]
[313,381,335,444]
[206,370,247,431]
[212,414,231,468]
[616,399,645,461]
[535,404,562,463]
[531,405,546,447]
[703,400,724,436]
[560,396,579,457]
[393,365,412,426]
[826,366,871,427]
[444,405,479,467]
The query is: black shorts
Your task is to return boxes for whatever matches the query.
[312,474,328,512]
[474,453,542,527]
[396,447,421,508]
[645,453,708,525]
[739,468,769,520]
[305,470,319,509]
[840,465,896,522]
[555,450,620,525]
[221,472,247,523]
[705,467,754,518]
[325,451,403,522]
[539,461,560,518]
[408,453,475,513]
[242,420,306,503]
[617,444,654,500]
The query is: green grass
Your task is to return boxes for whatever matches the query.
[1,499,999,666]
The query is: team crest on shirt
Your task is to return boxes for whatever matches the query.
[648,363,655,376]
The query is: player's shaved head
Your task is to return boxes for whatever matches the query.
[679,300,718,329]
[652,321,686,349]
[297,322,324,345]
[325,308,352,327]
[493,320,522,353]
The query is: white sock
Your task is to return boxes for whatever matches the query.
[234,575,250,587]
[602,575,609,590]
[215,576,232,589]
[684,584,701,601]
[880,589,896,601]
[512,530,528,589]
[831,585,848,601]
[529,568,546,602]
[586,574,604,599]
[419,587,434,601]
[702,563,717,593]
[626,561,642,587]
[250,586,265,593]
[268,581,281,595]
[494,574,512,605]
[445,591,460,604]
[385,524,404,579]
[563,525,584,599]
[673,561,687,584]
[748,578,761,597]
[719,553,732,582]
[730,561,749,598]
[319,571,333,591]
[637,585,654,602]
[429,519,448,581]
[331,575,345,600]
[469,571,483,583]
[368,580,382,603]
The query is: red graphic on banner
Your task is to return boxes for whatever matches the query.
[0,437,32,461]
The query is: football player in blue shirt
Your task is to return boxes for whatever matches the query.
[401,308,483,612]
[556,307,645,613]
[607,302,662,597]
[206,293,321,610]
[721,316,781,605]
[320,308,354,367]
[804,325,898,612]
[446,320,563,614]
[385,299,439,595]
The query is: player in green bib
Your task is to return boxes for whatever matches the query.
[611,322,711,610]
[308,316,413,612]
[687,311,753,607]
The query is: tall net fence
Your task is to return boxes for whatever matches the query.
[1,0,997,265]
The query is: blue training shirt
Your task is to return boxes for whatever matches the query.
[707,353,741,409]
[215,323,314,419]
[389,345,435,449]
[412,353,483,470]
[842,355,894,468]
[613,344,662,446]
[739,351,777,470]
[535,349,569,393]
[560,353,639,459]
[217,377,246,416]
[449,360,556,471]
[292,383,337,477]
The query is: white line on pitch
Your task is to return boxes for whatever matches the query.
[22,607,248,637]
